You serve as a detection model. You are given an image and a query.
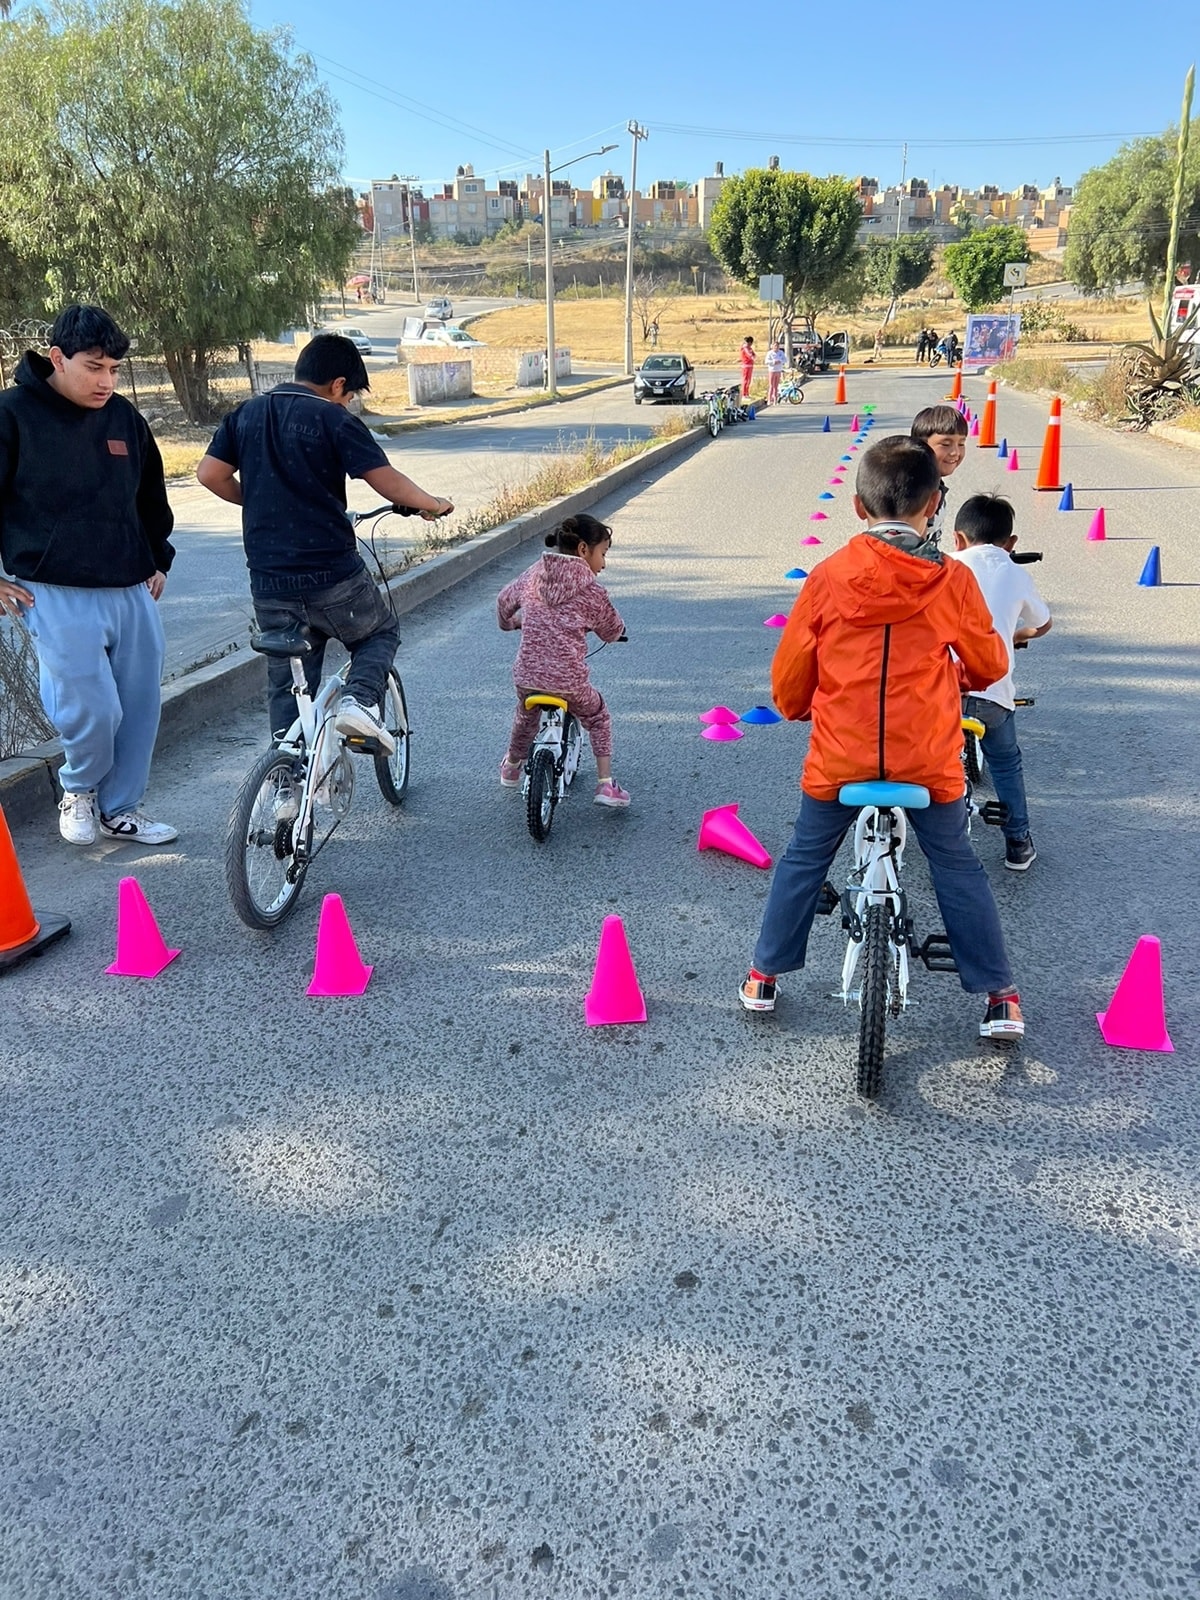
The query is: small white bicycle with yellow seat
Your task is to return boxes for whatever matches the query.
[522,695,583,842]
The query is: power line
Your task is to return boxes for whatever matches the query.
[654,121,1157,150]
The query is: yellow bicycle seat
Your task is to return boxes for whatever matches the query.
[961,717,986,738]
[524,694,569,712]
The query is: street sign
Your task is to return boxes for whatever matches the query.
[759,274,783,302]
[1002,263,1028,289]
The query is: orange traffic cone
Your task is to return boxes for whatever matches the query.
[944,366,963,402]
[307,893,372,995]
[697,803,773,869]
[833,365,847,405]
[977,380,998,448]
[1034,395,1065,491]
[584,914,647,1026]
[1096,936,1173,1052]
[106,876,180,979]
[0,804,71,971]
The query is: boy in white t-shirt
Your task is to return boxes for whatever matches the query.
[951,493,1051,870]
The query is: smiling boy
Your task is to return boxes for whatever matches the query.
[0,304,177,846]
[911,403,968,544]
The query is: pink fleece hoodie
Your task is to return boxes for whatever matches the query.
[497,552,625,695]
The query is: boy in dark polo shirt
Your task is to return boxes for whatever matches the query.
[196,334,452,747]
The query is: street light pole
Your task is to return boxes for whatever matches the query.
[623,121,648,376]
[544,148,557,398]
[401,175,422,304]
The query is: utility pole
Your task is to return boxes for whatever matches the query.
[895,141,907,241]
[623,121,649,377]
[544,148,557,398]
[400,174,421,304]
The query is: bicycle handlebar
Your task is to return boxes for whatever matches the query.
[349,501,452,527]
[1010,550,1043,564]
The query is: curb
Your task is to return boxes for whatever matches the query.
[0,424,707,827]
[1148,421,1200,451]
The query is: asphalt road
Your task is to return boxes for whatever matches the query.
[4,372,1199,1599]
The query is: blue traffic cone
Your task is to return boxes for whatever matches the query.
[1138,546,1162,587]
[997,438,1009,459]
[822,416,831,433]
[1058,483,1074,511]
[785,567,808,579]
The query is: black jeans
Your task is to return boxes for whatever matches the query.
[253,566,400,740]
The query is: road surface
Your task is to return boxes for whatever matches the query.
[4,371,1198,1600]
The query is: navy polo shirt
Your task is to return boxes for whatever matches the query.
[207,383,390,596]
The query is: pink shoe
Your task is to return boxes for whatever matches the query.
[594,778,631,809]
[499,758,522,787]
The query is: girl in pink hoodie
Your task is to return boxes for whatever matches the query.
[497,514,630,807]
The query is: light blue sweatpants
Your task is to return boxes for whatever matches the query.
[24,582,165,817]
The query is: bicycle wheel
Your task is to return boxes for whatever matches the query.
[526,747,557,842]
[707,408,721,438]
[857,904,891,1099]
[563,714,583,788]
[226,748,311,929]
[964,728,984,787]
[788,386,806,404]
[374,668,410,805]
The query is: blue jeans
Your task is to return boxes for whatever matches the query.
[24,582,165,816]
[252,565,400,740]
[753,792,1014,995]
[964,695,1029,842]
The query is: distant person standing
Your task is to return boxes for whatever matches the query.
[0,304,177,846]
[649,319,660,349]
[916,328,929,364]
[739,335,756,399]
[926,329,938,365]
[765,340,786,404]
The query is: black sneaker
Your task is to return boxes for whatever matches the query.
[1004,834,1037,871]
[980,992,1025,1042]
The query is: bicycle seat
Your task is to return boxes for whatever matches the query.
[524,693,569,712]
[961,717,986,738]
[838,781,931,810]
[251,625,321,658]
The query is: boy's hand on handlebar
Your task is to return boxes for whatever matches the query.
[419,496,454,521]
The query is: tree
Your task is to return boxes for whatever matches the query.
[708,169,862,330]
[942,226,1031,310]
[632,272,671,339]
[0,0,360,422]
[863,235,934,321]
[1065,123,1200,294]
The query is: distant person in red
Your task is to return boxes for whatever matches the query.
[739,335,756,399]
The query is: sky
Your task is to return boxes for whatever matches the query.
[248,0,1191,198]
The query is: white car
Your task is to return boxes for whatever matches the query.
[327,325,373,355]
[418,325,485,349]
[424,297,453,321]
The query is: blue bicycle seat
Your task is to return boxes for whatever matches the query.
[838,781,931,810]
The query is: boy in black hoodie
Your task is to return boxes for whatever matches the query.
[0,305,177,846]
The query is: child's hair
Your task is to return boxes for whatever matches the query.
[856,436,941,520]
[955,492,1015,546]
[50,304,130,361]
[545,512,612,554]
[743,334,754,345]
[295,334,371,394]
[911,404,968,440]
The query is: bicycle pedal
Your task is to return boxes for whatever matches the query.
[814,881,840,915]
[980,800,1009,827]
[917,933,958,973]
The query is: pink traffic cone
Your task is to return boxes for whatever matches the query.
[850,413,860,430]
[701,723,743,742]
[801,535,822,546]
[697,803,772,869]
[1096,936,1173,1052]
[584,915,647,1025]
[1086,507,1107,542]
[307,893,372,996]
[763,613,788,627]
[106,877,180,978]
[699,705,740,725]
[1006,447,1019,471]
[809,512,828,521]
[970,417,980,437]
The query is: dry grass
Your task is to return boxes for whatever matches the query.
[158,440,208,479]
[993,355,1080,395]
[1164,404,1200,432]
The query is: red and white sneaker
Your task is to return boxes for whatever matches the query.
[980,991,1024,1042]
[739,969,778,1013]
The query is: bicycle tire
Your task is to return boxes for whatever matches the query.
[526,747,557,842]
[226,747,311,929]
[563,714,582,789]
[374,668,410,805]
[857,904,890,1099]
[707,410,721,438]
[964,728,983,787]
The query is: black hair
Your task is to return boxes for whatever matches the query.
[856,435,941,520]
[955,492,1015,546]
[743,334,754,345]
[50,304,130,361]
[295,333,371,393]
[544,513,612,553]
[911,404,968,440]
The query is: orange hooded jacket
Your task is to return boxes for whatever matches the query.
[772,533,1009,803]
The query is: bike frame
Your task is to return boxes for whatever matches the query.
[273,658,351,857]
[837,804,912,1009]
[521,705,582,803]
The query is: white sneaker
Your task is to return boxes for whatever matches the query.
[335,695,396,755]
[58,789,97,846]
[98,809,179,845]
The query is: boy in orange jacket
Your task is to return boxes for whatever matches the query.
[740,434,1025,1042]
